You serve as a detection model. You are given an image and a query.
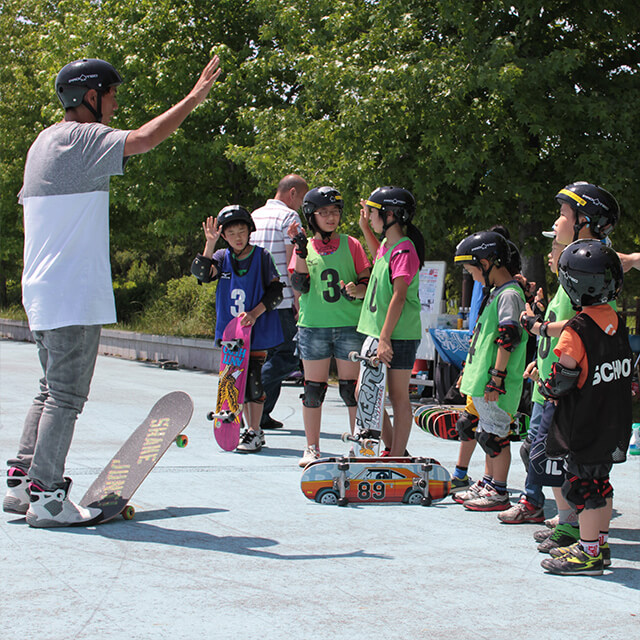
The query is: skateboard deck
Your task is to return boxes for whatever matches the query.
[413,405,529,441]
[301,456,451,506]
[344,336,387,456]
[207,316,251,451]
[80,391,193,524]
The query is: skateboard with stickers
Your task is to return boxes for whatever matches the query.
[414,404,529,441]
[79,391,193,523]
[342,336,386,456]
[207,316,252,451]
[301,456,451,506]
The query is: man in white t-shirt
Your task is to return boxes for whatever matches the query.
[251,175,308,429]
[4,56,221,528]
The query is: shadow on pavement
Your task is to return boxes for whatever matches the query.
[53,519,392,561]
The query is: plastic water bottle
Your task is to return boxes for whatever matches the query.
[630,423,640,456]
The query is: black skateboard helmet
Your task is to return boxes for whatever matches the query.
[56,58,123,122]
[216,205,256,234]
[365,186,416,224]
[558,239,623,309]
[302,186,343,234]
[555,182,619,240]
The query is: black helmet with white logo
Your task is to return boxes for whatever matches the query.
[558,239,623,309]
[55,58,123,123]
[365,186,416,224]
[555,182,619,240]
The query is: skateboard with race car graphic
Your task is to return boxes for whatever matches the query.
[413,404,529,441]
[342,336,386,456]
[207,316,252,451]
[79,391,193,524]
[301,456,451,506]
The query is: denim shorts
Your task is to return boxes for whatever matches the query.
[387,339,420,370]
[297,326,364,361]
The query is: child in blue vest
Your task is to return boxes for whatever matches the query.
[191,206,284,452]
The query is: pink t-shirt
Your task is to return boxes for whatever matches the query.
[288,235,370,274]
[376,238,420,286]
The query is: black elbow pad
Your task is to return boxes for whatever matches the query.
[191,254,213,282]
[261,281,284,311]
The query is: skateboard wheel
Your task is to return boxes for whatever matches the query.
[405,490,424,505]
[316,489,339,505]
[176,434,188,447]
[416,478,427,489]
[337,498,349,507]
[421,495,432,507]
[348,351,359,362]
[206,411,214,421]
[122,505,135,520]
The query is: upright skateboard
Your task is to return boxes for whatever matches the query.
[207,316,251,451]
[80,391,193,524]
[343,336,387,456]
[301,456,451,506]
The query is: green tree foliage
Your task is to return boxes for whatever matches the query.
[0,0,264,314]
[229,0,640,289]
[2,0,639,320]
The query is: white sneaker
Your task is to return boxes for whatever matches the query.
[3,467,30,515]
[236,429,264,453]
[298,445,320,468]
[26,479,101,528]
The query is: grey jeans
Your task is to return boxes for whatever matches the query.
[7,325,101,489]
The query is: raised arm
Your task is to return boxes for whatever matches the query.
[124,56,221,156]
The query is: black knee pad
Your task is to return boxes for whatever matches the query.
[300,380,328,408]
[562,474,613,514]
[338,379,357,407]
[456,411,478,441]
[476,430,510,458]
[246,353,267,403]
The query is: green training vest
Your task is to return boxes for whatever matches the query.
[531,285,574,405]
[298,234,363,328]
[460,282,526,415]
[357,238,422,340]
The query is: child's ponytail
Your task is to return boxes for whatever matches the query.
[406,221,426,268]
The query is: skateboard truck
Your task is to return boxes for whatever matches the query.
[414,457,432,506]
[335,459,350,506]
[348,350,380,368]
[341,432,379,457]
[217,338,244,350]
[207,409,238,423]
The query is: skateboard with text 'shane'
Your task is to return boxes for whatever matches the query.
[343,336,387,456]
[207,316,252,451]
[79,391,193,524]
[301,456,451,506]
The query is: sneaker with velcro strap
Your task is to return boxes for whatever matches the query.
[541,544,604,576]
[549,541,611,567]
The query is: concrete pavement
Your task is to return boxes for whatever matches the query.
[1,339,638,639]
